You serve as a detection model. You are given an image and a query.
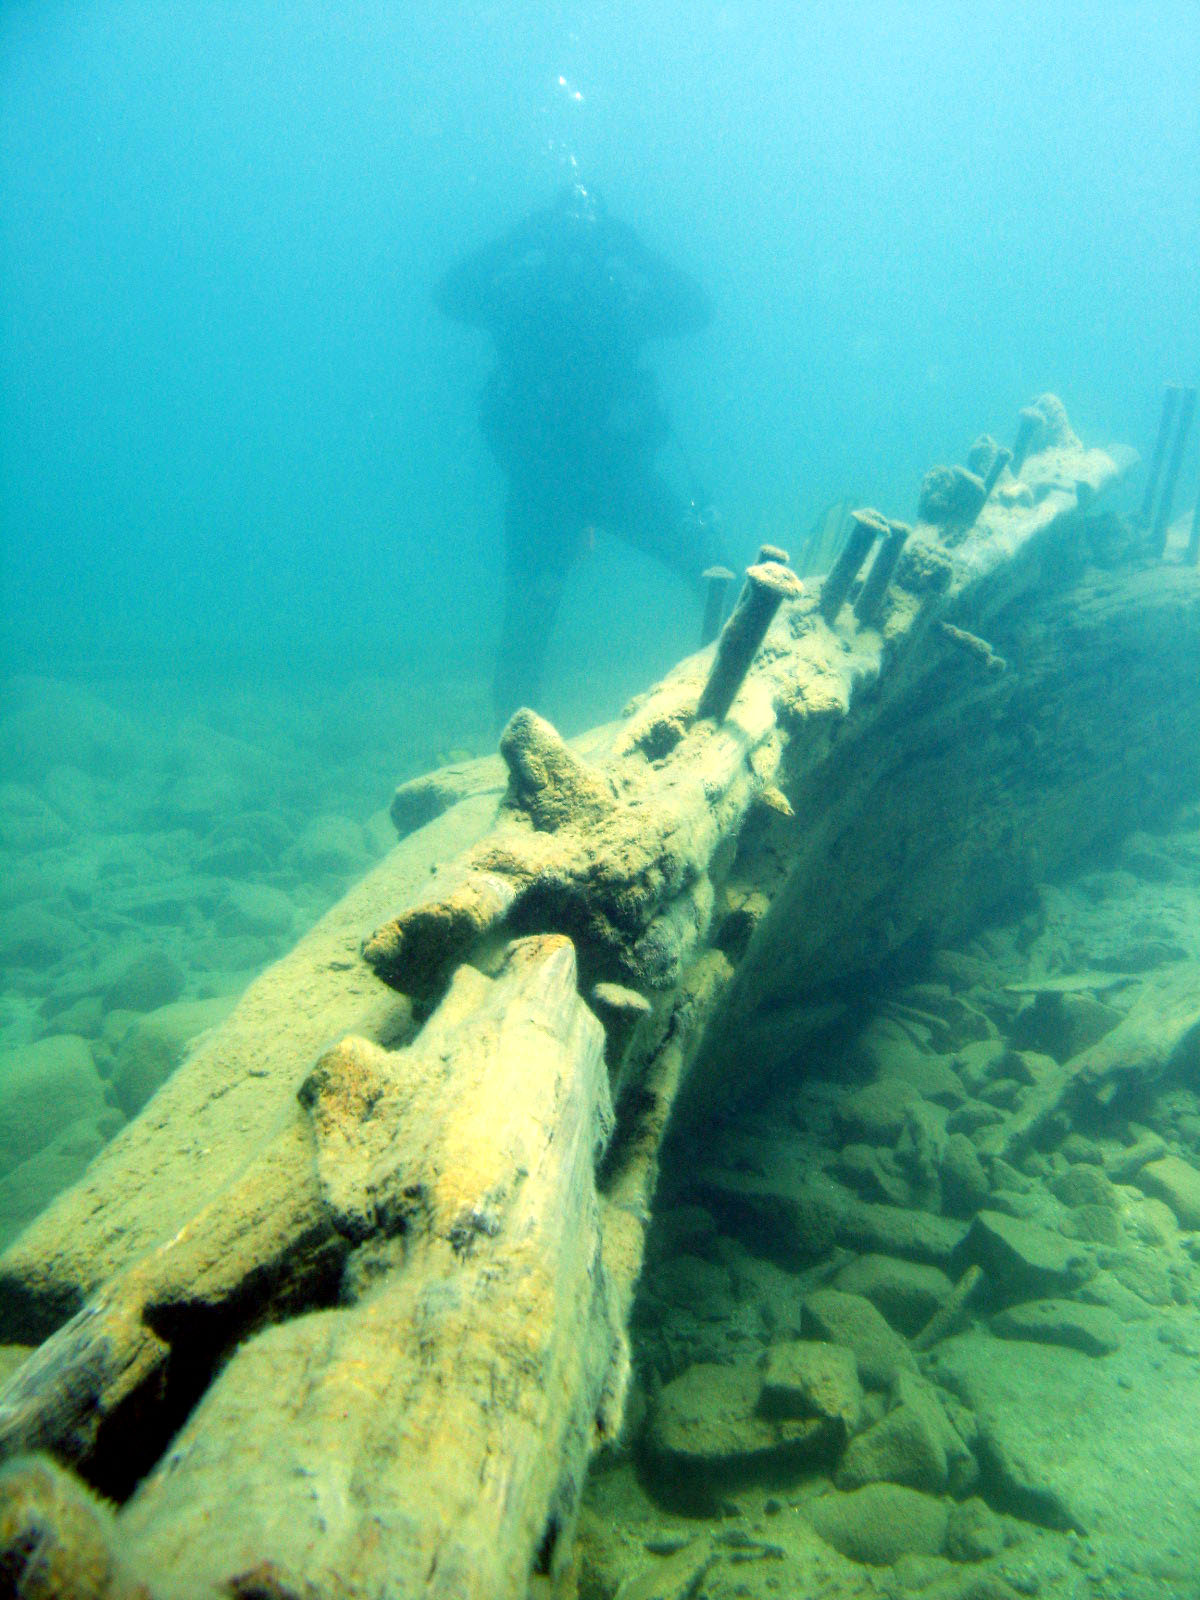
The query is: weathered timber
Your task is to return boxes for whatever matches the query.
[0,791,501,1343]
[1069,963,1200,1105]
[5,398,1200,1600]
[108,935,618,1600]
[2,937,619,1599]
[920,964,1200,1175]
[0,1454,150,1600]
[0,1117,342,1492]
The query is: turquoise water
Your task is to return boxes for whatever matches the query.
[3,3,1197,710]
[2,5,1200,1596]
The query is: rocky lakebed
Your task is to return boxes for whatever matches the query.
[574,803,1200,1600]
[0,671,485,1254]
[2,676,1200,1600]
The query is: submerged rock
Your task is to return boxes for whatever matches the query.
[1008,988,1123,1061]
[835,1079,922,1144]
[1136,1153,1200,1229]
[836,1197,963,1269]
[758,1340,864,1435]
[0,1115,117,1252]
[989,1298,1121,1357]
[940,1133,991,1219]
[832,1143,913,1208]
[805,1482,949,1566]
[697,1170,840,1266]
[0,1035,105,1176]
[800,1289,917,1390]
[0,903,75,969]
[944,1496,1006,1563]
[645,1362,838,1510]
[101,949,185,1014]
[835,1403,946,1495]
[831,1255,953,1338]
[612,1539,715,1600]
[217,881,296,939]
[951,1209,1092,1303]
[835,1371,975,1497]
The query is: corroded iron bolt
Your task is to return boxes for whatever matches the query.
[1139,383,1183,526]
[726,544,791,618]
[590,981,653,1074]
[853,519,911,627]
[1150,384,1196,558]
[1010,406,1042,475]
[819,507,889,623]
[697,561,803,722]
[981,446,1012,500]
[700,565,736,647]
[959,447,1014,535]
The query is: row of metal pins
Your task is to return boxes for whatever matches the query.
[698,506,913,668]
[696,384,1200,731]
[694,440,1017,723]
[1141,382,1198,561]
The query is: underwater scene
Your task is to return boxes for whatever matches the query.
[2,4,1199,1598]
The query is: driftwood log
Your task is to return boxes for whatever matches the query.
[2,396,1199,1597]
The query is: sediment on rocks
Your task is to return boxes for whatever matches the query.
[2,397,1198,1599]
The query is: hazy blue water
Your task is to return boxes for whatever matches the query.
[2,9,1200,1570]
[3,0,1198,729]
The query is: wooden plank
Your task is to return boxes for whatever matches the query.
[110,935,617,1599]
[0,791,502,1342]
[8,398,1194,1600]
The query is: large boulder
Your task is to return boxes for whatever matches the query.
[805,1482,949,1566]
[0,1115,117,1251]
[835,1373,975,1497]
[950,1210,1092,1303]
[101,950,186,1014]
[758,1340,864,1436]
[645,1362,838,1510]
[1137,1154,1200,1230]
[832,1254,954,1338]
[800,1289,917,1389]
[110,997,237,1117]
[0,1035,106,1175]
[990,1298,1121,1357]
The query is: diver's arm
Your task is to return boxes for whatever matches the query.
[604,220,714,339]
[433,208,557,327]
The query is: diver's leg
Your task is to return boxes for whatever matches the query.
[606,466,726,591]
[493,491,573,728]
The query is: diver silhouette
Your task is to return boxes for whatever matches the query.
[434,183,722,725]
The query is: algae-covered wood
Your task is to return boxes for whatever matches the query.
[4,397,1199,1600]
[0,790,502,1342]
[115,936,619,1599]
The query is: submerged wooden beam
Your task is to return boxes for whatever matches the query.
[114,936,619,1599]
[3,938,620,1598]
[678,553,1200,1126]
[4,395,1199,1599]
[0,790,503,1344]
